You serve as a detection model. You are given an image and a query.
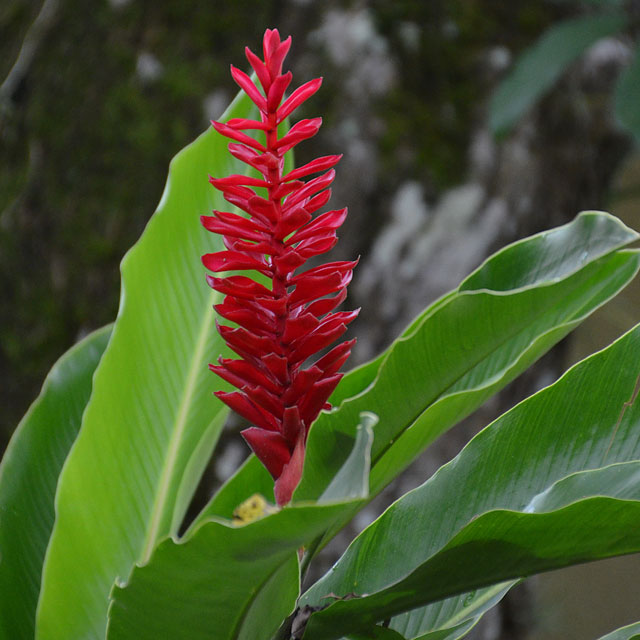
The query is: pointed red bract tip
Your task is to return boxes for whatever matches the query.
[203,29,357,505]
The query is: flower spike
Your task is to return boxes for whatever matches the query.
[202,28,358,505]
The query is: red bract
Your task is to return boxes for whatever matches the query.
[202,28,358,505]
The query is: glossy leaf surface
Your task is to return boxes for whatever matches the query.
[295,212,640,504]
[347,627,408,639]
[196,212,639,562]
[190,453,275,524]
[0,326,111,640]
[106,414,374,640]
[412,619,478,640]
[489,14,626,135]
[35,91,257,639]
[391,588,505,640]
[319,413,376,502]
[107,506,332,640]
[301,323,640,639]
[598,622,640,640]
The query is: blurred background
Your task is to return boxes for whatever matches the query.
[2,0,640,637]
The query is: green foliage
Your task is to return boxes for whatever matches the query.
[2,84,640,640]
[597,622,640,639]
[106,417,374,640]
[347,628,408,640]
[0,0,574,445]
[34,91,255,640]
[490,13,627,135]
[299,323,640,637]
[0,326,111,639]
[187,212,640,560]
[296,212,639,501]
[0,0,280,451]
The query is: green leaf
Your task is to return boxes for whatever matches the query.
[106,414,375,640]
[319,412,376,503]
[106,509,310,640]
[190,453,276,523]
[0,326,111,640]
[597,621,640,640]
[309,497,640,639]
[35,91,257,639]
[412,619,478,640]
[349,623,481,640]
[614,43,640,142]
[295,213,639,504]
[458,209,638,292]
[490,14,627,135]
[391,588,505,640]
[347,626,408,639]
[186,411,375,533]
[198,212,639,563]
[300,323,640,639]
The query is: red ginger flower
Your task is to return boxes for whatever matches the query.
[202,29,358,505]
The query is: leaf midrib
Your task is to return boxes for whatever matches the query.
[434,581,513,631]
[368,253,635,470]
[303,254,634,550]
[141,288,220,562]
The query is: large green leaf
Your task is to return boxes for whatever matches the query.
[347,628,408,640]
[0,326,111,640]
[347,620,480,640]
[34,91,257,639]
[308,497,640,639]
[300,322,640,639]
[196,212,639,556]
[412,619,478,640]
[319,413,376,502]
[489,14,627,135]
[106,414,374,640]
[598,622,640,640]
[190,453,275,523]
[189,412,377,531]
[614,43,640,142]
[295,213,639,504]
[391,589,505,640]
[107,506,332,640]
